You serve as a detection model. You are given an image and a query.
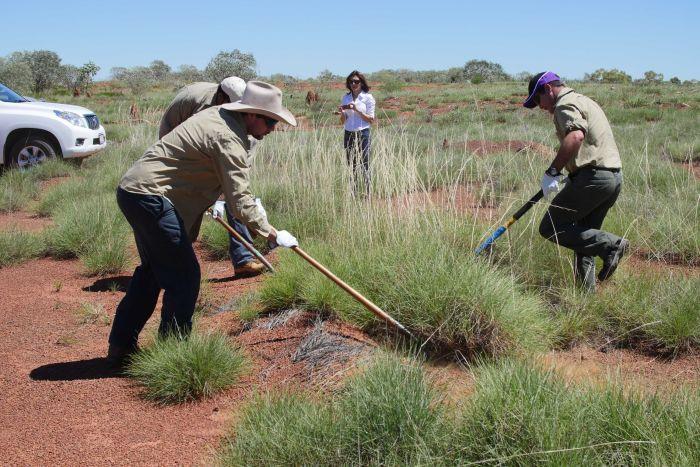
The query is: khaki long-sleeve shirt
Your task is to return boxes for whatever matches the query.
[553,88,621,174]
[120,106,271,241]
[158,82,219,139]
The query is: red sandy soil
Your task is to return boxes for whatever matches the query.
[678,160,700,180]
[0,210,53,232]
[442,139,553,157]
[377,185,499,222]
[543,346,699,394]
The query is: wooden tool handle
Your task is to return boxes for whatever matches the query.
[291,246,413,337]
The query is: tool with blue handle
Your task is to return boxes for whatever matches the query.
[475,190,544,254]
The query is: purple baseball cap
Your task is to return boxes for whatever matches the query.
[523,71,561,108]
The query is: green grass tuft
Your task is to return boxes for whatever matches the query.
[0,229,46,267]
[220,353,447,466]
[453,359,700,465]
[126,331,248,404]
[221,355,700,465]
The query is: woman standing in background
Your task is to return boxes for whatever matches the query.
[339,71,375,195]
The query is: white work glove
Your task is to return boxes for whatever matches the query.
[541,174,565,199]
[211,200,226,219]
[254,197,267,219]
[273,230,298,248]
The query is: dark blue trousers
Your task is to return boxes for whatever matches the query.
[224,206,254,267]
[109,187,201,348]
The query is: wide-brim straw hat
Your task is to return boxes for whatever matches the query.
[222,81,296,126]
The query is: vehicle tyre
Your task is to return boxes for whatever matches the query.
[9,135,59,170]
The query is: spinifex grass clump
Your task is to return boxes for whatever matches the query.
[0,169,39,212]
[127,331,247,404]
[221,355,700,466]
[565,270,700,354]
[0,159,75,213]
[260,219,553,357]
[0,229,46,267]
[45,193,130,275]
[335,353,445,464]
[452,359,700,465]
[219,353,448,466]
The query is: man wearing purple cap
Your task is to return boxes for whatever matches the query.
[524,72,628,291]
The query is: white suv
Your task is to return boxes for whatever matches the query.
[0,82,107,169]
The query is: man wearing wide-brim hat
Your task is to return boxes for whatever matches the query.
[108,81,298,365]
[523,71,628,292]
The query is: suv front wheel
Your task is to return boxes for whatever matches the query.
[9,135,59,170]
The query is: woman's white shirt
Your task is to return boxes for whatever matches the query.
[341,92,375,131]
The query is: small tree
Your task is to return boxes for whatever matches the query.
[316,69,337,83]
[59,64,81,92]
[204,49,256,82]
[77,61,100,94]
[149,60,172,82]
[121,67,153,95]
[643,70,664,83]
[176,64,203,83]
[110,67,128,80]
[18,50,64,93]
[269,73,298,86]
[462,60,510,82]
[670,76,681,85]
[514,71,532,82]
[446,67,464,83]
[584,68,632,84]
[0,56,33,93]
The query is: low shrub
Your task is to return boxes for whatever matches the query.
[127,330,247,404]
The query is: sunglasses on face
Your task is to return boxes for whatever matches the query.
[350,79,361,85]
[260,115,278,128]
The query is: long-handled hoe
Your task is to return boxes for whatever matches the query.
[474,190,544,254]
[208,209,414,338]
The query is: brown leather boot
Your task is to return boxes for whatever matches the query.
[234,260,266,277]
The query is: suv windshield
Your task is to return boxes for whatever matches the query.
[0,83,28,103]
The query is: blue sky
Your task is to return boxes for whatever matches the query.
[2,0,698,80]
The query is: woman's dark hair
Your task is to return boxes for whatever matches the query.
[345,70,370,93]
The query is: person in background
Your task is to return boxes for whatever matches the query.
[339,70,375,195]
[108,81,298,366]
[159,76,266,277]
[523,71,628,292]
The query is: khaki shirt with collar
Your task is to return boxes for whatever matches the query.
[120,106,271,241]
[159,81,258,156]
[553,87,621,174]
[158,82,219,139]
